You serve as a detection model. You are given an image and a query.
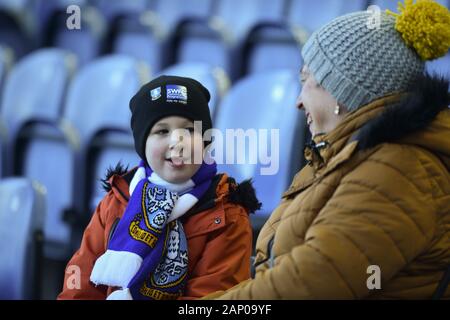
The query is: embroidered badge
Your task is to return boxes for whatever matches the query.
[150,87,161,101]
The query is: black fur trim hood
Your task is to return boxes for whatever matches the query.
[355,73,450,151]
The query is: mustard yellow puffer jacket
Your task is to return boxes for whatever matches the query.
[207,74,450,299]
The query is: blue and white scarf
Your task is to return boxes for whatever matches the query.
[90,160,217,300]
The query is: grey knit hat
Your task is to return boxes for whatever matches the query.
[301,11,425,111]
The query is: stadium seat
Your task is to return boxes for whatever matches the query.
[370,0,449,12]
[428,53,450,97]
[214,70,307,231]
[242,23,304,76]
[107,11,164,73]
[0,45,13,97]
[0,48,76,176]
[0,0,34,59]
[62,55,147,244]
[160,62,230,119]
[32,0,88,45]
[0,177,46,300]
[172,20,232,78]
[15,55,146,259]
[170,0,285,80]
[43,3,106,66]
[153,0,212,36]
[104,0,212,73]
[288,0,369,33]
[90,0,148,22]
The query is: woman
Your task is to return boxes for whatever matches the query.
[206,0,450,299]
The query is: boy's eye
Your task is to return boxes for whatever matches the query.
[186,127,195,133]
[153,129,168,135]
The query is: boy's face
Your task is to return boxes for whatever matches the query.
[145,116,204,183]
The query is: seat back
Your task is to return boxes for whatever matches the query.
[0,3,33,59]
[243,24,303,76]
[154,0,211,33]
[0,48,75,140]
[45,5,105,66]
[214,70,306,219]
[370,0,448,12]
[215,0,284,41]
[90,0,148,21]
[19,128,74,259]
[62,55,147,217]
[288,0,368,33]
[63,54,148,144]
[107,10,164,73]
[174,20,230,74]
[0,177,45,300]
[1,48,75,178]
[427,53,450,80]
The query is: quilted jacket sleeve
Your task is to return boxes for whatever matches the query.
[208,146,438,299]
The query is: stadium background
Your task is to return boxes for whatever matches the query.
[0,0,448,299]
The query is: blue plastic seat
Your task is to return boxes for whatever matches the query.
[90,0,148,22]
[369,0,448,12]
[0,47,9,177]
[0,45,13,110]
[172,0,285,80]
[242,23,304,76]
[0,177,46,300]
[0,1,34,59]
[32,0,88,44]
[61,54,146,223]
[427,53,450,92]
[153,0,211,35]
[0,48,76,175]
[214,70,307,227]
[215,0,284,41]
[288,0,368,33]
[108,11,164,73]
[43,4,106,66]
[106,0,211,73]
[174,23,231,77]
[16,55,145,259]
[160,62,230,119]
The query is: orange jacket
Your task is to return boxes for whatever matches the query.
[58,166,259,300]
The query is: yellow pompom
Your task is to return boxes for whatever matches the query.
[387,0,450,61]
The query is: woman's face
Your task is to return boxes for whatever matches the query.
[145,116,204,183]
[297,65,346,136]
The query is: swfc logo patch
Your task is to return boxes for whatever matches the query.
[166,85,187,104]
[150,87,161,101]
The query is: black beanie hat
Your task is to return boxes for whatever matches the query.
[130,75,212,163]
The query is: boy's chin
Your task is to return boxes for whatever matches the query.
[160,168,193,184]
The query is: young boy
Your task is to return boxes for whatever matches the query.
[58,76,260,300]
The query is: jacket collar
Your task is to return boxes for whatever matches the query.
[105,165,261,216]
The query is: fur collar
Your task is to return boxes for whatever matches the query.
[355,73,449,150]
